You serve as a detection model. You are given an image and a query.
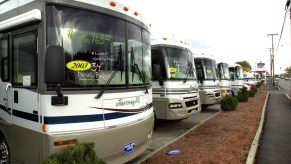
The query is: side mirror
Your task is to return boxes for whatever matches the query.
[45,45,65,84]
[153,64,163,86]
[45,45,67,106]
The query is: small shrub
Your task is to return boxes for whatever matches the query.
[255,82,261,88]
[220,95,238,111]
[248,90,255,97]
[260,80,264,86]
[43,142,106,164]
[237,86,249,102]
[251,85,258,93]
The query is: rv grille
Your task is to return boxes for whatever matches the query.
[185,100,198,108]
[215,93,221,97]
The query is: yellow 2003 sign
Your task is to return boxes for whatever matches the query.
[169,68,177,73]
[66,60,91,71]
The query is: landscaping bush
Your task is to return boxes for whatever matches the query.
[43,142,106,164]
[255,82,261,89]
[250,85,258,93]
[220,95,238,111]
[237,86,249,102]
[248,90,255,97]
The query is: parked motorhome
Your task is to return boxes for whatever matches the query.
[151,38,201,120]
[243,72,257,87]
[194,55,221,107]
[229,64,244,95]
[217,62,232,97]
[0,0,154,163]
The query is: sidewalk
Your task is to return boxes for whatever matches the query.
[256,85,291,163]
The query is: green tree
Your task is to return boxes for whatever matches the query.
[284,66,291,78]
[235,61,252,72]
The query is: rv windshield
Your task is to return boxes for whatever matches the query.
[202,59,217,80]
[46,5,151,88]
[164,47,196,80]
[236,66,244,80]
[218,63,230,80]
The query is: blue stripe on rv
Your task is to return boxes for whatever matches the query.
[1,103,153,124]
[44,112,137,124]
[12,110,39,122]
[0,104,12,114]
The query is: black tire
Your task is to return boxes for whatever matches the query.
[202,104,209,109]
[0,137,10,164]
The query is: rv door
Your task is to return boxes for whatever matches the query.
[0,34,12,123]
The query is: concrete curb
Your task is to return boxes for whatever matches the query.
[246,92,269,164]
[135,110,222,164]
[285,94,290,100]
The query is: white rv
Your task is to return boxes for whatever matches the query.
[229,64,244,96]
[151,38,201,120]
[0,0,154,163]
[194,55,221,107]
[217,62,232,97]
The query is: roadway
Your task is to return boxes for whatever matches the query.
[275,78,291,95]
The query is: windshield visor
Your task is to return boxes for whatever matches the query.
[46,5,151,88]
[164,47,196,80]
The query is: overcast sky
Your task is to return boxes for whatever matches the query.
[117,0,290,74]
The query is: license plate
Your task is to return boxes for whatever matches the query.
[191,110,197,116]
[124,141,136,154]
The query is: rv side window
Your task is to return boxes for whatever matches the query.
[12,30,37,87]
[0,35,9,81]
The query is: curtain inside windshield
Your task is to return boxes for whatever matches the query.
[46,5,150,87]
[164,47,195,79]
[219,63,230,80]
[236,66,244,80]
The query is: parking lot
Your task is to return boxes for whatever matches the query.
[128,104,221,163]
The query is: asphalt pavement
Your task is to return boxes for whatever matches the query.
[256,85,291,163]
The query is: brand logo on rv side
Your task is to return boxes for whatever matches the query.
[116,96,140,107]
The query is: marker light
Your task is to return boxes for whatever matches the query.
[124,7,129,11]
[54,139,77,147]
[134,11,138,16]
[42,124,46,133]
[163,38,167,40]
[110,2,116,7]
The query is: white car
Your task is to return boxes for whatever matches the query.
[243,78,257,89]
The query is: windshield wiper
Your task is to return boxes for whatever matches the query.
[96,44,123,99]
[134,64,149,94]
[130,47,148,94]
[183,61,193,83]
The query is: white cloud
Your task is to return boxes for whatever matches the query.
[117,0,291,74]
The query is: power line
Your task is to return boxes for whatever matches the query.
[274,4,289,56]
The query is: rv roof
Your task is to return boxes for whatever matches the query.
[0,0,150,27]
[151,37,191,49]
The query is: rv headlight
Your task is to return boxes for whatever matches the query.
[206,94,215,98]
[168,103,183,109]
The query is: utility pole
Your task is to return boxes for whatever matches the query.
[266,48,273,83]
[267,33,278,86]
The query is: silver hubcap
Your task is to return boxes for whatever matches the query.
[0,140,9,164]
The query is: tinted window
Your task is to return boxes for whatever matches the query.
[12,31,37,86]
[0,35,9,81]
